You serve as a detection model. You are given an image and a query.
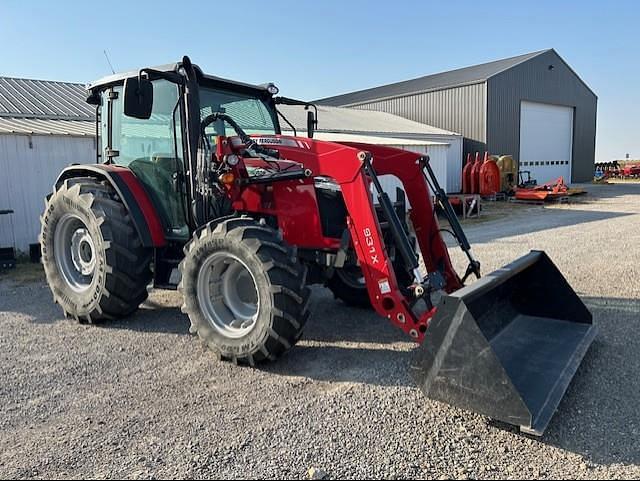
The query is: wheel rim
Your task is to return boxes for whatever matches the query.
[54,213,97,293]
[336,266,366,289]
[197,252,260,339]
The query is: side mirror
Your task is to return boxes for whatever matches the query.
[86,90,101,106]
[124,76,153,119]
[306,110,316,139]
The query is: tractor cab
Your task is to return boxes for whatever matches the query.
[87,59,313,242]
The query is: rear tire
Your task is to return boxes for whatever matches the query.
[327,266,371,308]
[40,177,152,322]
[179,217,310,365]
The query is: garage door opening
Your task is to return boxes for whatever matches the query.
[519,101,574,184]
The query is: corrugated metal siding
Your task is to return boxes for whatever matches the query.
[0,118,94,136]
[487,50,597,182]
[311,132,459,195]
[377,144,451,207]
[345,83,484,183]
[351,83,486,146]
[0,135,96,252]
[444,135,463,192]
[281,127,463,193]
[277,104,459,136]
[335,131,463,190]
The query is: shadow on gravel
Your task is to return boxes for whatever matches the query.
[260,288,414,387]
[0,281,62,324]
[548,296,640,467]
[100,305,190,335]
[301,301,408,345]
[11,289,192,334]
[576,182,640,201]
[263,344,414,387]
[465,209,632,245]
[285,290,640,466]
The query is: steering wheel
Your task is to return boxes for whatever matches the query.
[200,113,279,158]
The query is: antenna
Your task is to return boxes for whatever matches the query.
[103,50,116,74]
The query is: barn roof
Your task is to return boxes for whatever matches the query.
[0,76,94,136]
[0,76,93,121]
[317,50,550,106]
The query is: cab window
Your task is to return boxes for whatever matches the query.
[107,79,188,238]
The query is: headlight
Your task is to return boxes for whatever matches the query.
[267,83,279,95]
[225,154,239,166]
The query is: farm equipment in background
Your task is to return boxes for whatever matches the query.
[514,176,569,202]
[593,168,607,183]
[594,161,620,181]
[462,152,513,197]
[623,163,640,178]
[514,176,587,203]
[594,161,640,181]
[40,57,595,435]
[496,155,517,192]
[518,170,538,189]
[462,153,474,194]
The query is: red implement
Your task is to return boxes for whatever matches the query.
[479,155,501,196]
[462,153,474,193]
[470,152,482,194]
[515,176,568,201]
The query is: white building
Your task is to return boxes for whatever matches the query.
[0,77,96,253]
[277,104,463,196]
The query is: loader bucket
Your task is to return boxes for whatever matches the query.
[410,251,596,436]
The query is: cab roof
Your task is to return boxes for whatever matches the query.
[87,60,275,97]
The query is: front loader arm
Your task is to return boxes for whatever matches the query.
[238,136,464,341]
[341,142,464,293]
[341,174,430,339]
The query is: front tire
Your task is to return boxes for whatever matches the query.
[40,177,152,322]
[179,217,310,365]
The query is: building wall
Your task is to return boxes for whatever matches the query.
[0,134,96,252]
[352,132,464,186]
[348,83,487,158]
[376,143,455,200]
[487,50,597,182]
[308,131,460,194]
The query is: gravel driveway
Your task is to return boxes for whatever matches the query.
[1,183,639,479]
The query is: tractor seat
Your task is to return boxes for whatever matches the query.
[152,154,178,171]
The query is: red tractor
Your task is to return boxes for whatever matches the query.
[40,57,595,435]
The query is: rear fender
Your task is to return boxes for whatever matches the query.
[55,164,166,248]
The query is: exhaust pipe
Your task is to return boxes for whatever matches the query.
[410,250,596,435]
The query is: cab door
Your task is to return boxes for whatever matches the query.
[102,79,188,240]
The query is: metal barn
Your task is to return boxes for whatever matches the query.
[318,49,597,183]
